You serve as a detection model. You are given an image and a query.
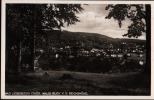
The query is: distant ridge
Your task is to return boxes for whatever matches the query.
[36,30,146,49]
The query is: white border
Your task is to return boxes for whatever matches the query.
[1,0,154,99]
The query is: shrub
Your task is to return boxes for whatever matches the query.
[59,73,73,80]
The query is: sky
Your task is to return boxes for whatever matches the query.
[62,4,146,40]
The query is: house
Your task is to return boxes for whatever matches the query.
[52,47,56,51]
[69,55,74,58]
[139,54,143,57]
[101,49,106,52]
[59,48,63,51]
[122,42,126,44]
[127,53,131,57]
[96,53,101,57]
[132,50,136,53]
[139,50,143,53]
[65,46,70,49]
[130,53,138,58]
[139,60,144,65]
[91,48,100,53]
[105,54,110,57]
[55,54,59,58]
[117,53,123,58]
[117,48,122,51]
[111,54,116,57]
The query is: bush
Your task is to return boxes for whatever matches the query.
[59,73,73,80]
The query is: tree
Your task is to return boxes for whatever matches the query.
[6,4,33,74]
[105,4,151,73]
[6,4,83,74]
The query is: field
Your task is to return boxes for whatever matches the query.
[5,70,150,95]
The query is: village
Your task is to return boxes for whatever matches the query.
[34,41,146,70]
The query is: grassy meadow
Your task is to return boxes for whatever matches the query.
[5,70,150,95]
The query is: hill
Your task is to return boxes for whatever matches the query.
[35,30,146,49]
[31,30,147,73]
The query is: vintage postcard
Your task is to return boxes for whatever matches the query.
[1,0,154,99]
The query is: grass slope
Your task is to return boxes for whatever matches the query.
[6,70,150,95]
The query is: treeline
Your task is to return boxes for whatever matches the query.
[38,55,144,73]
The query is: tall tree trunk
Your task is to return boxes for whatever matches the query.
[29,5,37,72]
[16,40,22,74]
[5,47,9,76]
[29,31,35,72]
[5,36,9,76]
[145,4,151,74]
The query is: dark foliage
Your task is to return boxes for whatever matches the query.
[6,4,83,74]
[105,4,146,38]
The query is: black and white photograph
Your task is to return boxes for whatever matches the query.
[1,0,154,99]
